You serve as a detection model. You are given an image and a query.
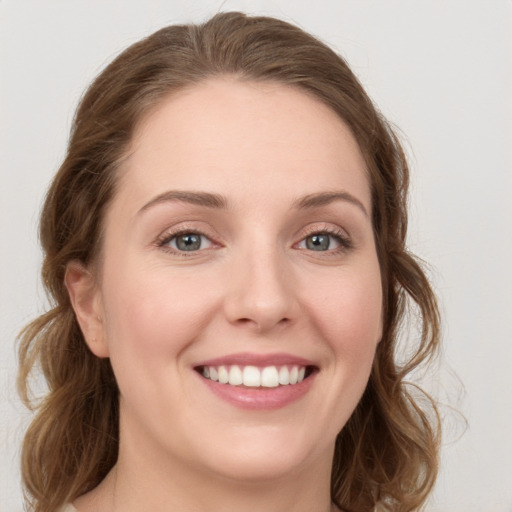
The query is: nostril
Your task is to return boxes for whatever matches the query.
[234,318,259,329]
[234,316,292,333]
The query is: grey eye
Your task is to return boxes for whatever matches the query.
[173,233,205,251]
[305,234,331,251]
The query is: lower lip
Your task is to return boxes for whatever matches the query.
[197,372,316,410]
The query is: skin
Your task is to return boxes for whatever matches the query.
[66,78,383,512]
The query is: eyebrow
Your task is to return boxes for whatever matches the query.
[138,190,227,214]
[294,191,369,217]
[137,189,368,217]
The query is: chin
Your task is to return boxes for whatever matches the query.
[206,452,309,483]
[193,425,330,483]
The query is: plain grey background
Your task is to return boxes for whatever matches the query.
[1,1,511,511]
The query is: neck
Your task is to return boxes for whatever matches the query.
[75,428,337,512]
[117,452,334,512]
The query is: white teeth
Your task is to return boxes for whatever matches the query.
[209,366,218,381]
[243,366,261,387]
[201,364,310,388]
[228,365,243,386]
[278,366,290,385]
[261,366,279,387]
[218,365,229,384]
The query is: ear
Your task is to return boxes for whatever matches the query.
[65,261,109,358]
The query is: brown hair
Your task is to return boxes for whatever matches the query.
[18,11,440,512]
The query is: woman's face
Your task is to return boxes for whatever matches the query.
[82,79,382,483]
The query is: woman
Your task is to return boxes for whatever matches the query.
[18,11,440,512]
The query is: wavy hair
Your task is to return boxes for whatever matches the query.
[18,11,440,512]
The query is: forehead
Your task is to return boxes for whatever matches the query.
[117,78,371,212]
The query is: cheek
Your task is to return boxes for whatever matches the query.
[100,267,217,364]
[305,266,383,363]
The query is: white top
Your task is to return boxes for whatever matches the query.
[59,505,77,512]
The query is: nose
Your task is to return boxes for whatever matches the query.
[223,244,298,334]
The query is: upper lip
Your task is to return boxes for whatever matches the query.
[194,352,317,368]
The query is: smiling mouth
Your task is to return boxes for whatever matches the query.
[196,364,316,388]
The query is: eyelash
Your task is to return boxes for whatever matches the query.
[156,227,216,256]
[297,225,353,254]
[155,224,352,256]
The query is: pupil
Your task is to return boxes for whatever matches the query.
[307,234,329,251]
[177,234,201,251]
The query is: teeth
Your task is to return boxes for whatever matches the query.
[202,364,309,388]
[218,365,229,384]
[228,365,243,386]
[243,366,261,387]
[278,366,290,385]
[261,366,279,387]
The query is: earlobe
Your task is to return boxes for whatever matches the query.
[64,261,110,358]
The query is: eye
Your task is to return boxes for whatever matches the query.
[297,231,350,252]
[161,232,214,252]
